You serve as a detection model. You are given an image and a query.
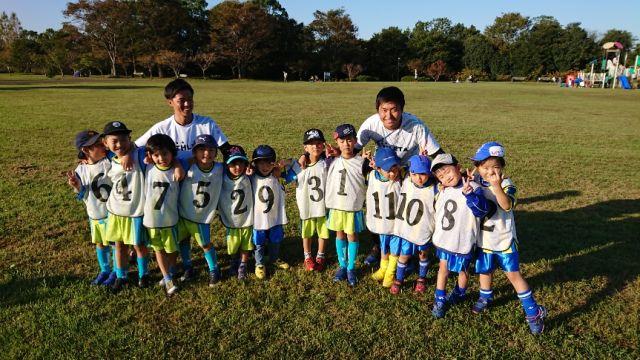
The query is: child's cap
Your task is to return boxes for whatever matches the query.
[252,145,276,163]
[373,148,401,171]
[303,128,325,144]
[333,124,356,139]
[430,153,458,172]
[74,130,102,159]
[469,141,505,161]
[102,121,132,136]
[223,144,248,164]
[193,134,217,150]
[408,154,431,175]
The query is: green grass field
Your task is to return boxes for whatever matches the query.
[0,77,639,358]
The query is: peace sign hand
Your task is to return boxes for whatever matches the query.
[461,172,473,195]
[486,169,503,188]
[66,171,81,192]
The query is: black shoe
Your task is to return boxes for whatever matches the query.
[110,278,128,294]
[138,274,150,289]
[209,269,221,287]
[180,268,196,282]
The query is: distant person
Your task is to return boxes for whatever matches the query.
[283,71,288,82]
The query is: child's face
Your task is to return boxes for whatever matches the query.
[150,148,174,168]
[194,146,217,168]
[476,157,503,182]
[410,172,430,187]
[82,141,107,163]
[304,140,325,159]
[336,136,356,157]
[168,89,194,118]
[103,133,132,157]
[227,159,247,177]
[434,164,462,187]
[254,159,275,176]
[379,164,402,181]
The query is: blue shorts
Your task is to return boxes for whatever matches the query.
[379,234,393,255]
[436,248,472,273]
[389,236,416,256]
[475,248,520,273]
[416,242,433,253]
[252,225,284,246]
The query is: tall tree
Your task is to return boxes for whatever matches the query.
[8,30,41,73]
[408,18,468,75]
[463,33,497,77]
[39,25,84,78]
[484,12,530,75]
[0,12,22,72]
[554,23,598,72]
[308,8,360,76]
[365,27,410,80]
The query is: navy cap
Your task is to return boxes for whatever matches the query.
[75,130,102,159]
[470,141,505,161]
[303,128,325,144]
[102,121,132,136]
[252,145,276,163]
[333,124,357,139]
[193,134,217,150]
[223,144,248,164]
[430,153,458,172]
[408,154,431,175]
[373,148,401,171]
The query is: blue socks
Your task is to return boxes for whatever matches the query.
[480,288,493,300]
[453,285,467,296]
[136,256,149,278]
[518,289,539,317]
[435,288,446,302]
[203,248,218,271]
[347,241,359,271]
[418,260,430,278]
[335,239,347,268]
[396,260,407,281]
[180,242,193,270]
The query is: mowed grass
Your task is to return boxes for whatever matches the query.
[0,77,639,358]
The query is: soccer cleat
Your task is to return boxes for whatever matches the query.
[228,259,240,278]
[255,264,267,280]
[446,290,466,305]
[333,267,347,282]
[414,277,427,293]
[314,257,326,272]
[273,259,290,270]
[92,271,111,286]
[364,253,379,266]
[237,263,248,280]
[102,272,117,286]
[138,274,150,289]
[432,300,447,319]
[304,258,316,272]
[110,278,128,294]
[164,279,179,296]
[390,280,402,295]
[208,269,221,287]
[347,270,358,287]
[526,306,548,335]
[382,256,398,288]
[472,297,491,314]
[179,268,196,282]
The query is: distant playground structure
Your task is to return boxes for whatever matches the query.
[570,42,638,89]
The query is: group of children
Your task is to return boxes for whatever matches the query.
[69,120,547,334]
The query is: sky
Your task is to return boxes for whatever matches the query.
[3,0,639,45]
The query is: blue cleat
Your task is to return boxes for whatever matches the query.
[472,297,491,314]
[333,267,347,282]
[446,290,466,305]
[364,253,379,266]
[91,271,111,286]
[102,272,117,286]
[432,300,447,319]
[526,306,548,335]
[347,270,358,287]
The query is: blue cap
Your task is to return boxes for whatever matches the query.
[408,154,431,174]
[223,144,248,164]
[75,130,102,159]
[374,148,400,171]
[470,141,505,161]
[252,144,276,163]
[193,134,217,150]
[333,124,356,139]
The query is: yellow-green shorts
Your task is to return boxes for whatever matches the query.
[301,217,330,239]
[147,226,179,253]
[177,217,211,247]
[89,218,109,246]
[105,213,147,246]
[326,209,365,235]
[226,227,254,255]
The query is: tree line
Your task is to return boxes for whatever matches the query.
[0,0,637,81]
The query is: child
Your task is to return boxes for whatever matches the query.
[102,121,151,293]
[66,130,115,286]
[325,124,370,286]
[469,141,547,334]
[250,145,289,279]
[143,134,182,296]
[430,153,490,318]
[391,154,437,294]
[218,145,254,280]
[177,134,223,287]
[366,148,404,289]
[282,128,329,272]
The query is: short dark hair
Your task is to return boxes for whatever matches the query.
[146,134,177,157]
[474,156,506,168]
[375,86,405,110]
[164,79,194,100]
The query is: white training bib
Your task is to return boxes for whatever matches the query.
[106,149,146,217]
[75,158,112,220]
[432,183,480,255]
[292,159,327,220]
[143,165,180,228]
[395,180,436,245]
[252,174,288,230]
[478,178,517,251]
[218,173,253,228]
[179,162,224,224]
[365,171,401,235]
[325,156,366,211]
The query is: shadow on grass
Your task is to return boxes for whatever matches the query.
[0,274,84,307]
[0,85,160,91]
[518,190,581,205]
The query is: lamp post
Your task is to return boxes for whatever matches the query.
[397,57,400,81]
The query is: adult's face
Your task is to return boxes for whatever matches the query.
[377,101,403,131]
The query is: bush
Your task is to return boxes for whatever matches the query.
[457,68,488,82]
[401,75,430,82]
[354,74,379,82]
[495,74,511,81]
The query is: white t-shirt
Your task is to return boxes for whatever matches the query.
[179,162,224,224]
[74,158,112,220]
[106,148,147,218]
[365,171,402,235]
[356,112,440,165]
[135,114,228,151]
[432,182,481,255]
[394,180,436,245]
[218,172,253,228]
[325,156,367,212]
[143,164,180,228]
[251,173,288,230]
[290,159,328,220]
[478,178,517,252]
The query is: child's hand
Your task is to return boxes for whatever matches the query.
[298,154,308,169]
[419,144,428,156]
[66,171,81,192]
[173,163,186,182]
[272,162,282,178]
[461,174,473,195]
[121,153,134,170]
[485,169,503,188]
[363,148,374,167]
[245,166,254,176]
[278,159,292,169]
[325,144,340,157]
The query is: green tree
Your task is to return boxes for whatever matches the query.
[408,18,469,74]
[554,23,598,72]
[365,27,410,80]
[308,8,360,76]
[8,30,41,73]
[484,12,530,75]
[0,11,22,72]
[463,34,498,78]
